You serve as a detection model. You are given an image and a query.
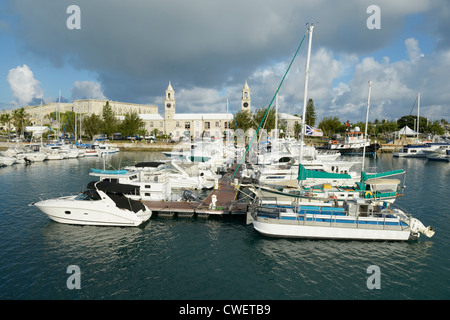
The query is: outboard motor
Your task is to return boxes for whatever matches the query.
[181,189,199,202]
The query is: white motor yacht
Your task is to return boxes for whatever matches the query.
[31,181,152,227]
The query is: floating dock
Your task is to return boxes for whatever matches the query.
[142,163,248,218]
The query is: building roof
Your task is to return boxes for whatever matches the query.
[173,113,233,120]
[138,114,164,120]
[278,113,301,120]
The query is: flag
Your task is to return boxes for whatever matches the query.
[305,125,323,136]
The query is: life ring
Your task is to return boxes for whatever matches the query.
[365,191,373,198]
[331,140,338,144]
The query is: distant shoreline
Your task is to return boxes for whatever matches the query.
[0,141,174,152]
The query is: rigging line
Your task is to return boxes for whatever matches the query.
[232,114,244,144]
[232,31,308,179]
[409,95,418,116]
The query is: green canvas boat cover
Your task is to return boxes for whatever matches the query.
[297,164,352,181]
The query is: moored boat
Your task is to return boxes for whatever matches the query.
[326,128,380,155]
[30,181,152,227]
[248,199,434,241]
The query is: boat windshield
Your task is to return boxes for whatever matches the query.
[75,190,101,201]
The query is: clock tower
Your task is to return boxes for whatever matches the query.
[165,81,176,120]
[241,80,251,112]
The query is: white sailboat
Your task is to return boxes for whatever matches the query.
[248,25,434,241]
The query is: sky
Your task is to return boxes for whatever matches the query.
[1,0,449,123]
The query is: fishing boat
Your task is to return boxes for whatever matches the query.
[248,199,434,241]
[30,181,152,227]
[326,127,380,155]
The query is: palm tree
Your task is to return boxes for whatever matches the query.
[0,112,12,140]
[12,108,30,138]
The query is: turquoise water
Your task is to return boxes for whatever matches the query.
[0,152,449,300]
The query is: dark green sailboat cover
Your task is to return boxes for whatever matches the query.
[297,164,352,181]
[360,169,405,182]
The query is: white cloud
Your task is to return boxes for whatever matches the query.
[405,38,424,63]
[5,1,449,122]
[7,65,43,106]
[71,81,106,100]
[175,86,229,113]
[326,38,450,122]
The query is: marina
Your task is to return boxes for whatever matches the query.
[0,149,448,300]
[1,10,449,301]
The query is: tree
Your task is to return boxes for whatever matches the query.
[120,111,145,137]
[12,108,29,137]
[318,116,345,138]
[305,98,316,126]
[59,111,77,138]
[102,101,119,137]
[229,110,254,132]
[397,115,428,133]
[425,120,445,135]
[0,113,12,140]
[82,113,102,140]
[253,107,278,133]
[294,122,302,138]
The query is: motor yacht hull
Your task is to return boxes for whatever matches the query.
[33,195,151,227]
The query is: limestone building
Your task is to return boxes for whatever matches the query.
[1,80,302,139]
[160,81,233,140]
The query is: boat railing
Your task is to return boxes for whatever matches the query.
[255,204,410,230]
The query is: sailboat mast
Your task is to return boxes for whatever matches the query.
[58,89,61,142]
[299,24,314,164]
[417,92,420,143]
[362,81,372,171]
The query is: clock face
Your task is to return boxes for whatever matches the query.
[166,103,171,108]
[243,102,248,108]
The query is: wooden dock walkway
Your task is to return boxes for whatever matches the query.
[142,163,248,217]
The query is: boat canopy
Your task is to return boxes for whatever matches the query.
[134,161,165,168]
[297,164,351,181]
[90,168,128,175]
[364,178,401,186]
[87,180,140,194]
[87,181,147,213]
[360,169,404,181]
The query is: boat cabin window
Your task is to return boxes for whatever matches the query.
[75,190,101,201]
[129,175,138,180]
